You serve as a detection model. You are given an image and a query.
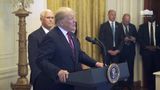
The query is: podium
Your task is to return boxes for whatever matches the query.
[66,62,129,90]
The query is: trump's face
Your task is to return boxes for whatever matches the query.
[61,13,76,32]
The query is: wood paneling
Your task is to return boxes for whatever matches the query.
[144,0,160,23]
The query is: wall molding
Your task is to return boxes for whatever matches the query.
[134,80,142,87]
[0,53,17,60]
[0,66,17,79]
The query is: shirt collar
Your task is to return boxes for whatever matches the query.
[122,23,129,27]
[148,21,156,24]
[58,26,68,36]
[109,20,115,24]
[42,26,50,34]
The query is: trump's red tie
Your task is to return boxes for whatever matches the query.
[67,32,75,57]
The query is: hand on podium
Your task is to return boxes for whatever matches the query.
[57,62,104,83]
[95,62,104,68]
[58,69,69,83]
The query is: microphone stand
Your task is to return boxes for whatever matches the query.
[85,36,108,66]
[94,38,108,66]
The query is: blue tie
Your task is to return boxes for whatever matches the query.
[111,22,115,47]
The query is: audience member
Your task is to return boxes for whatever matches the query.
[138,14,160,90]
[98,9,124,65]
[120,13,137,90]
[28,9,55,90]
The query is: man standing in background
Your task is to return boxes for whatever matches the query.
[120,13,137,90]
[138,14,160,90]
[98,9,124,65]
[28,9,55,90]
[98,10,124,90]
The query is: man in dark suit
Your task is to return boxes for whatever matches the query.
[138,14,160,90]
[28,9,55,90]
[98,9,124,65]
[120,13,137,89]
[35,7,104,90]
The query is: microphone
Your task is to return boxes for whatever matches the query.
[85,36,97,44]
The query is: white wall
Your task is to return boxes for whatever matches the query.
[0,0,47,90]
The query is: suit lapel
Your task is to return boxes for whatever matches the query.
[128,25,132,34]
[70,33,79,62]
[55,27,77,62]
[155,22,160,34]
[37,27,46,43]
[39,27,46,37]
[107,21,113,33]
[56,27,72,50]
[155,23,160,44]
[115,22,119,44]
[146,23,150,43]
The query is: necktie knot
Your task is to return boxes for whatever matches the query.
[67,32,71,36]
[67,32,74,49]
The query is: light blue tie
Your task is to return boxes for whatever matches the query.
[111,22,115,47]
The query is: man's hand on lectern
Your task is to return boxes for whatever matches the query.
[95,62,104,68]
[58,70,69,83]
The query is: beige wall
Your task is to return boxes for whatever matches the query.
[0,0,47,90]
[0,0,18,90]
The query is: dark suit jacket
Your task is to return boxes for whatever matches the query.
[28,27,46,84]
[119,23,137,49]
[36,26,97,90]
[138,22,160,54]
[98,21,124,51]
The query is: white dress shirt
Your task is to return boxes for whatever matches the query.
[42,26,50,34]
[148,21,156,46]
